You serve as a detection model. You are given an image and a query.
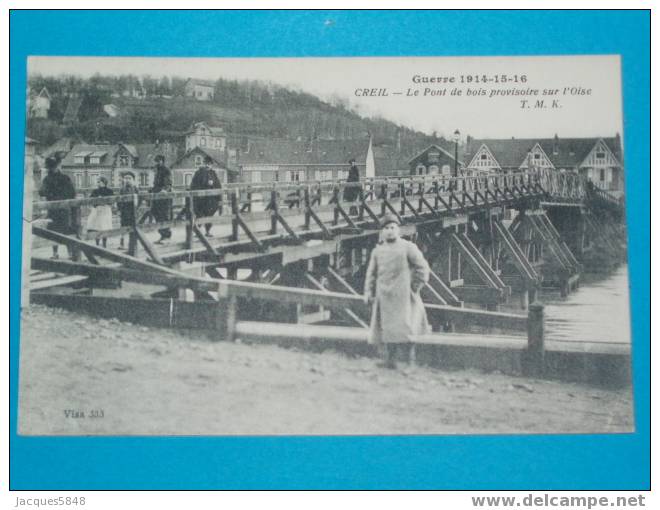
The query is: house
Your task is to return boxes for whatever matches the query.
[235,137,374,184]
[113,141,179,188]
[408,143,464,176]
[184,79,215,101]
[172,146,233,186]
[464,135,624,195]
[464,138,542,174]
[60,143,118,189]
[59,140,180,190]
[28,87,51,119]
[185,122,226,152]
[103,104,120,117]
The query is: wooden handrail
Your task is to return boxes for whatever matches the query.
[31,169,581,211]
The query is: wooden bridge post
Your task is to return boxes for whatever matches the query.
[524,302,545,376]
[520,289,529,310]
[231,190,240,241]
[332,185,340,225]
[380,182,388,216]
[304,186,311,230]
[185,194,194,250]
[216,282,237,343]
[128,193,139,256]
[358,186,365,221]
[269,189,278,234]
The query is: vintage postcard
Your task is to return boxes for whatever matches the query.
[19,54,632,436]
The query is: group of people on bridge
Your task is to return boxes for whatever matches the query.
[37,154,225,256]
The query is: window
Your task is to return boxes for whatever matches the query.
[74,156,85,164]
[119,155,130,167]
[184,173,193,186]
[286,170,303,182]
[596,152,606,159]
[250,171,262,183]
[480,154,487,160]
[599,169,605,181]
[194,155,203,167]
[74,173,83,188]
[441,164,451,175]
[534,153,541,160]
[428,165,439,175]
[338,170,349,180]
[89,173,99,187]
[416,164,426,175]
[317,170,333,181]
[140,173,149,187]
[200,137,206,147]
[90,157,100,165]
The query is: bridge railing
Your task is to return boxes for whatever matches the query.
[32,170,558,212]
[29,169,584,248]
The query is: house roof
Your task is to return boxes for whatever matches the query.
[188,122,225,136]
[372,145,414,176]
[41,137,78,158]
[465,139,539,169]
[185,78,215,88]
[237,138,371,166]
[61,144,118,167]
[37,87,51,99]
[173,146,229,169]
[464,136,623,169]
[408,143,464,166]
[538,137,622,168]
[118,143,139,158]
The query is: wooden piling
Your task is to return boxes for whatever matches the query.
[519,289,529,310]
[524,302,545,376]
[216,282,238,342]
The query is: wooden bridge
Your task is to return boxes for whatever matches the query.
[25,169,629,383]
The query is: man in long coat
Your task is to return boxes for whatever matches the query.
[343,158,361,216]
[190,155,222,237]
[39,156,76,259]
[150,155,173,243]
[364,213,431,368]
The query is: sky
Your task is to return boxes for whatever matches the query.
[28,55,623,140]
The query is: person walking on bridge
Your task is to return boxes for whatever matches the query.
[190,155,222,237]
[151,155,173,244]
[118,171,140,250]
[343,158,361,216]
[39,156,76,259]
[364,213,431,369]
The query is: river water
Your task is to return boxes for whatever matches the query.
[540,265,631,345]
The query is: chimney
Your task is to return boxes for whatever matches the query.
[553,134,559,155]
[465,135,473,155]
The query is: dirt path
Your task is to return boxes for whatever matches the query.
[17,305,634,436]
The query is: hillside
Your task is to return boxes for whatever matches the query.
[26,74,447,155]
